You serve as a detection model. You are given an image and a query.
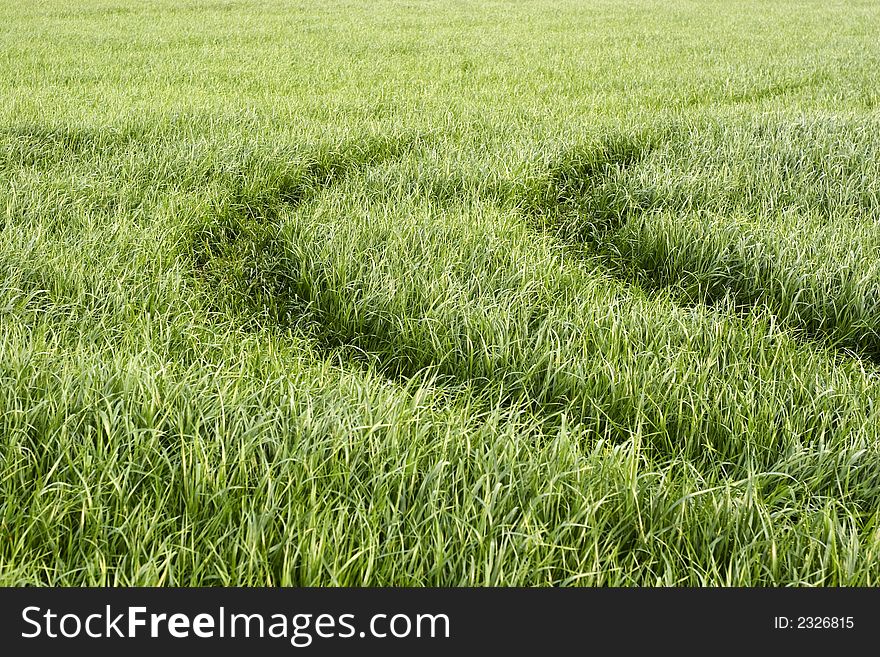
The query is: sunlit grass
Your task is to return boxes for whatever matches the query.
[1,0,880,586]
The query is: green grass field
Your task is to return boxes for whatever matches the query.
[2,0,880,585]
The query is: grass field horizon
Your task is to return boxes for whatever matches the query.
[2,0,880,586]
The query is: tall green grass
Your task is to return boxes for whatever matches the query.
[524,117,880,359]
[2,0,880,585]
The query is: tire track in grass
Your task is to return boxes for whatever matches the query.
[517,131,658,246]
[189,130,880,483]
[519,121,880,364]
[507,127,880,480]
[506,125,880,499]
[187,132,473,390]
[189,140,633,430]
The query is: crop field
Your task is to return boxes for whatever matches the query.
[2,0,880,586]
